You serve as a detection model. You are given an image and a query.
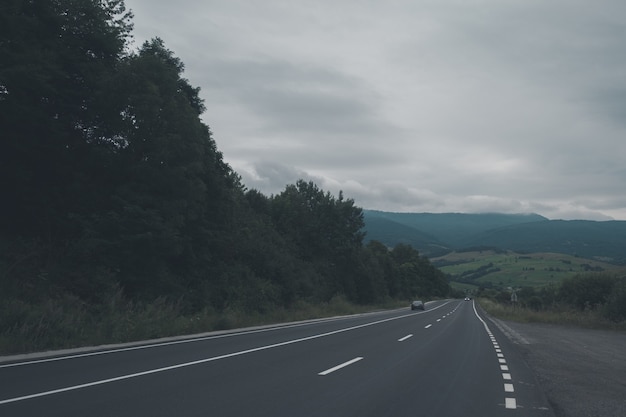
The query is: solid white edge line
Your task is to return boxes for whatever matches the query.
[472,300,519,411]
[318,357,363,376]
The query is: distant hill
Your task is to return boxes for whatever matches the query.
[362,211,626,264]
[363,211,547,247]
[465,220,626,264]
[362,216,450,257]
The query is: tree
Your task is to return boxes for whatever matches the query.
[82,37,240,300]
[0,0,133,240]
[0,0,134,301]
[272,181,364,258]
[390,244,450,299]
[603,277,626,322]
[558,273,617,310]
[365,240,399,297]
[270,180,365,300]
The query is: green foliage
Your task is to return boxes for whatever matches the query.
[361,242,450,301]
[271,181,364,259]
[477,297,625,330]
[603,277,626,322]
[476,273,626,325]
[558,273,618,311]
[269,181,369,302]
[1,0,132,239]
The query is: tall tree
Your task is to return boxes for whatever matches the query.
[270,180,365,300]
[0,0,133,300]
[83,37,239,299]
[0,0,133,240]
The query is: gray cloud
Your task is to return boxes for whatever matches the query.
[208,59,389,136]
[236,160,321,194]
[126,0,626,220]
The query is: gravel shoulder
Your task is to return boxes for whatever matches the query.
[489,318,626,417]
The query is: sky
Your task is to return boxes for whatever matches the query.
[124,0,626,221]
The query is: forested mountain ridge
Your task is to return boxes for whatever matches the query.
[465,220,626,264]
[0,1,450,352]
[362,216,450,257]
[363,211,626,264]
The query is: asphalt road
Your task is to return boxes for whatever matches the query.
[0,300,554,416]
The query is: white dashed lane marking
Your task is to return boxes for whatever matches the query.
[318,357,363,376]
[505,397,517,409]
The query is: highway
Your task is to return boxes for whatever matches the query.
[0,300,554,416]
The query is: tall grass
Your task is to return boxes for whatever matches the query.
[0,292,406,356]
[477,298,626,331]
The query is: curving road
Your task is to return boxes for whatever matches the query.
[0,300,554,416]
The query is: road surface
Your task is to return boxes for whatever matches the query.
[0,300,554,416]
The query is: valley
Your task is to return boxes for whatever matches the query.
[432,250,626,290]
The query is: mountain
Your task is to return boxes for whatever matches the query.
[362,211,626,264]
[363,211,547,247]
[465,220,626,264]
[362,216,450,257]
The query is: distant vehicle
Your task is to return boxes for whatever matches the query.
[464,297,470,301]
[411,300,425,310]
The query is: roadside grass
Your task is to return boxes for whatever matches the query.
[477,297,626,331]
[0,294,407,356]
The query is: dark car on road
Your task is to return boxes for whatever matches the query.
[411,300,425,310]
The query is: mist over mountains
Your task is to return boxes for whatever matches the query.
[362,210,626,264]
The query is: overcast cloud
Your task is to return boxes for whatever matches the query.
[125,0,626,220]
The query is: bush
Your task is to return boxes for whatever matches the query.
[558,273,618,310]
[603,277,626,322]
[526,296,543,311]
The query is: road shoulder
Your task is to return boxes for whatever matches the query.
[488,318,626,417]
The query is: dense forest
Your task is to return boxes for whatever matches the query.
[0,1,450,352]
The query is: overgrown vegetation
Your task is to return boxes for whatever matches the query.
[475,273,626,329]
[0,293,406,354]
[0,1,450,354]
